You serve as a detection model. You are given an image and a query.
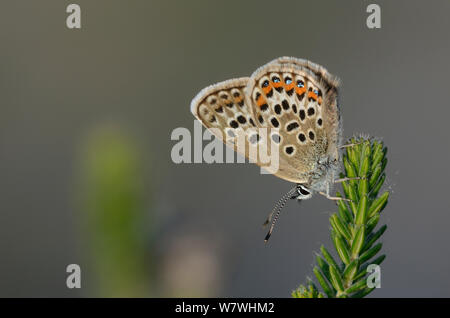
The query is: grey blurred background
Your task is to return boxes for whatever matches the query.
[0,0,449,297]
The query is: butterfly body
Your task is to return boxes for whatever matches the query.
[191,57,343,240]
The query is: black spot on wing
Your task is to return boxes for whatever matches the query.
[274,104,282,114]
[270,117,280,127]
[299,109,306,121]
[286,122,299,132]
[285,146,294,155]
[230,120,239,129]
[237,115,246,124]
[258,115,264,124]
[298,133,306,142]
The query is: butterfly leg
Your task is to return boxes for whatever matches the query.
[339,140,364,149]
[320,182,352,202]
[334,177,363,183]
[319,191,352,202]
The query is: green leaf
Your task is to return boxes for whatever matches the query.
[343,258,359,282]
[359,153,370,178]
[351,287,375,298]
[359,243,382,264]
[313,266,334,298]
[362,225,387,254]
[354,254,386,281]
[329,265,344,292]
[316,255,331,282]
[358,178,369,200]
[337,192,353,223]
[381,157,388,173]
[320,245,340,273]
[382,146,388,158]
[366,214,380,233]
[334,234,351,265]
[344,278,367,294]
[351,226,365,257]
[344,157,357,180]
[369,164,382,188]
[371,144,384,171]
[368,254,386,268]
[341,180,351,199]
[370,173,385,198]
[291,288,303,298]
[347,147,359,168]
[348,186,359,215]
[368,191,389,218]
[330,214,352,242]
[355,195,368,225]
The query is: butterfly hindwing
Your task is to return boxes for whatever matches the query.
[191,78,276,165]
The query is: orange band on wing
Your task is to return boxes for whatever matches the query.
[272,81,283,88]
[284,82,295,91]
[256,95,267,107]
[308,91,318,100]
[262,85,272,95]
[295,86,306,95]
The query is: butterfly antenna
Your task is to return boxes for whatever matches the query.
[262,186,297,228]
[263,186,297,243]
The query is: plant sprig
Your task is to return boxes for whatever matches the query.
[292,137,389,298]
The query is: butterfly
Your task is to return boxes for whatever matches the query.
[191,57,354,242]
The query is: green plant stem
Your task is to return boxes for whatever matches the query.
[292,137,389,298]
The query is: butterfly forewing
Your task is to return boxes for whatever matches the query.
[267,57,341,154]
[246,60,340,183]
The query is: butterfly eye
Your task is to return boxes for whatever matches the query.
[261,80,269,88]
[272,76,280,83]
[284,77,292,84]
[298,186,310,196]
[296,80,304,88]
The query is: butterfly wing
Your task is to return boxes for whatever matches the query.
[191,78,277,166]
[245,58,340,183]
